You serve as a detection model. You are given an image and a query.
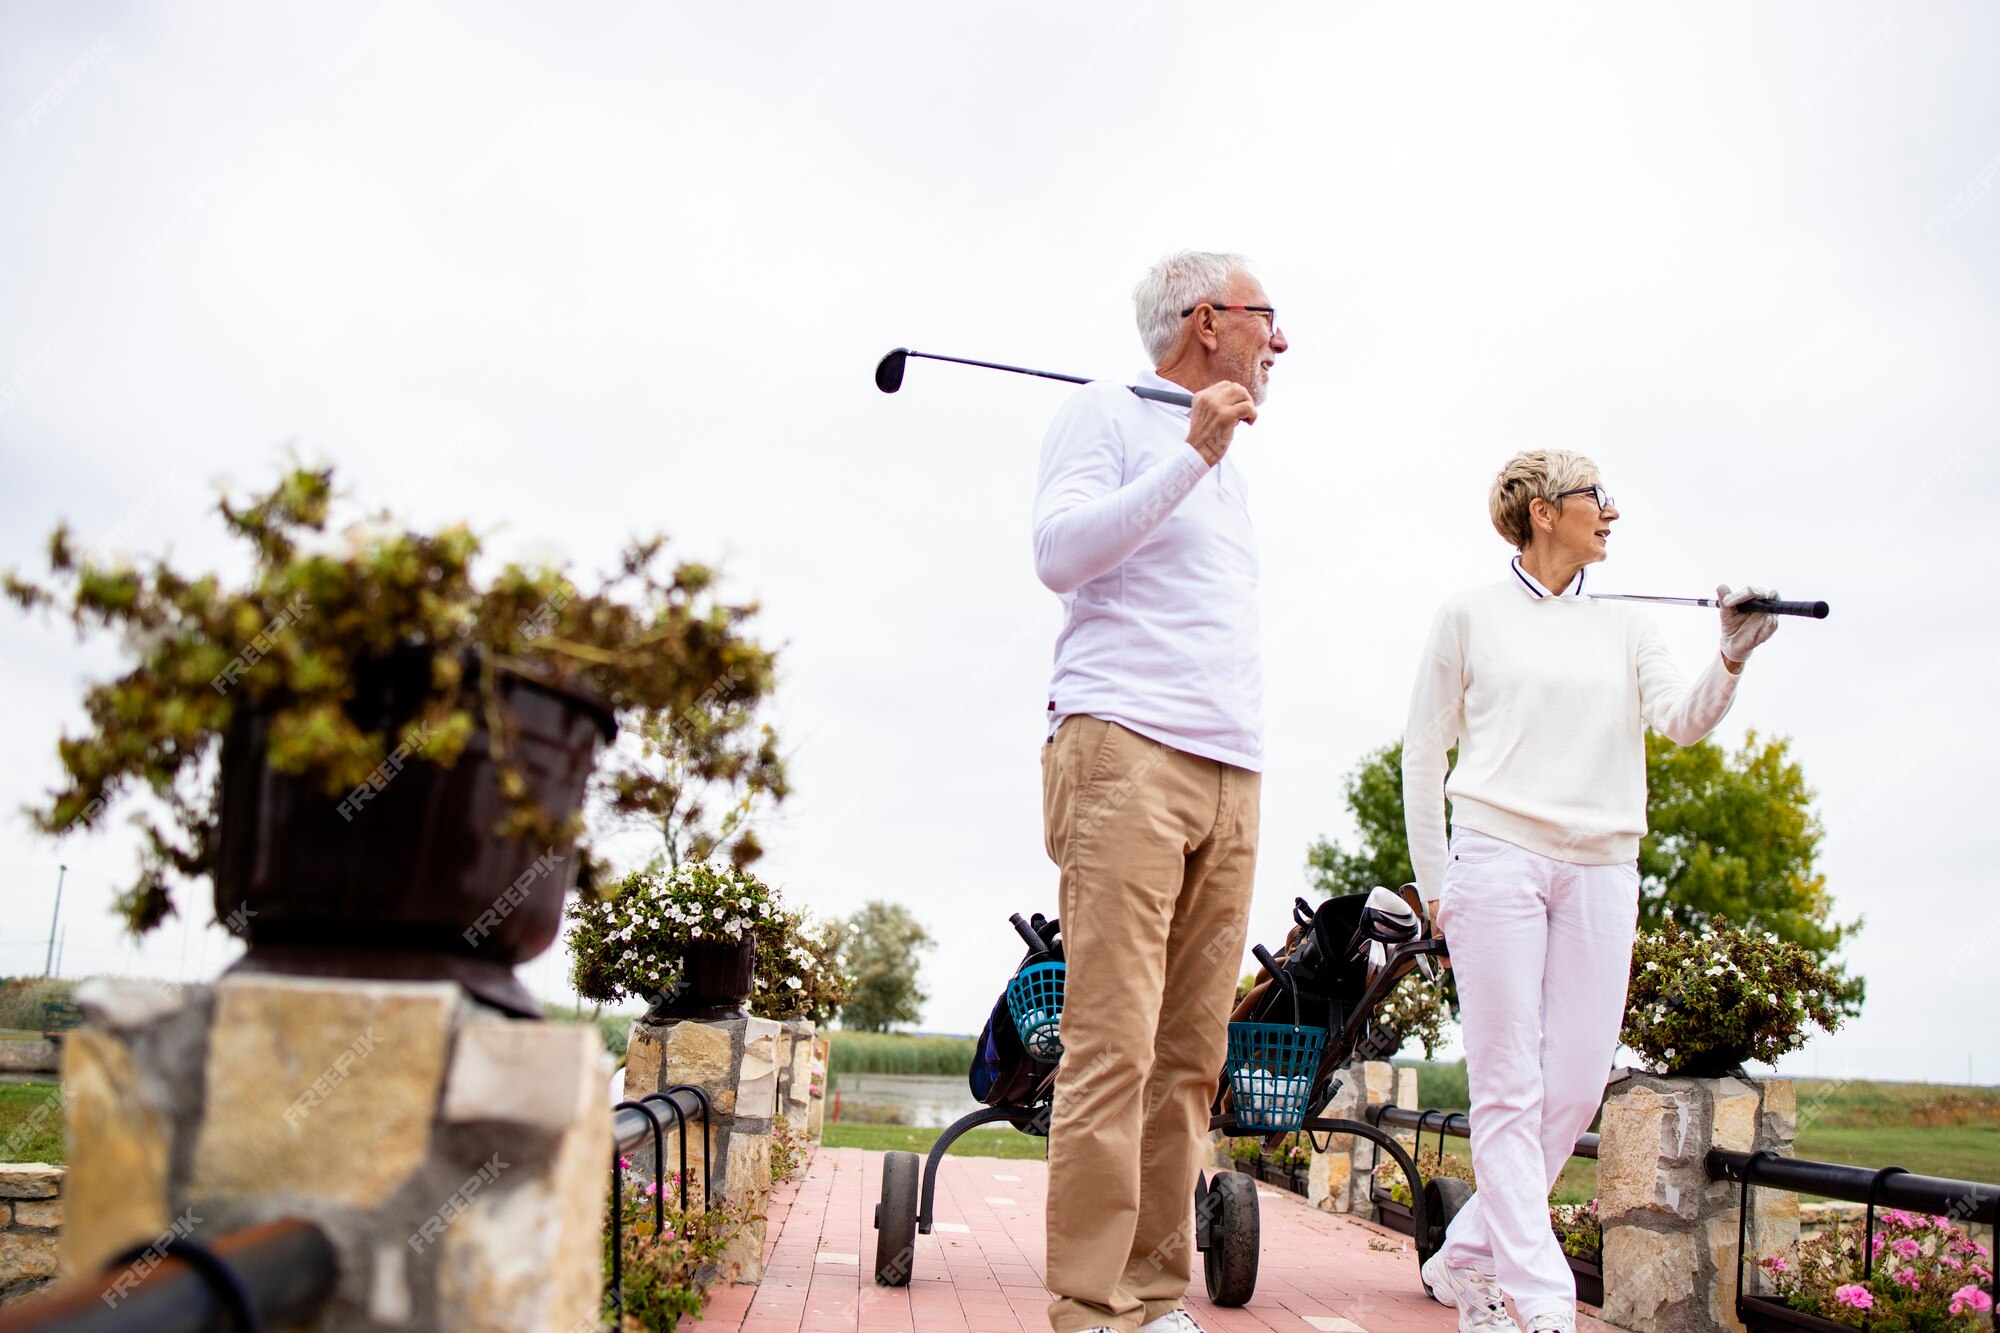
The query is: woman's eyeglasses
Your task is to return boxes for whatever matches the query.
[1554,484,1615,511]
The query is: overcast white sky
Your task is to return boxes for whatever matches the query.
[3,4,1995,1082]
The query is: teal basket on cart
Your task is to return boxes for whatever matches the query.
[1005,961,1066,1061]
[1224,1019,1328,1133]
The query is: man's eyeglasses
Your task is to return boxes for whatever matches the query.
[1554,484,1616,511]
[1181,303,1278,332]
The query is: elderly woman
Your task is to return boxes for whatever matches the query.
[1402,450,1781,1333]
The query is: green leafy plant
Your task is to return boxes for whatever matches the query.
[770,1113,809,1185]
[605,1161,749,1330]
[567,864,854,1023]
[1622,912,1846,1073]
[1226,1136,1263,1164]
[1758,1210,1993,1333]
[1365,970,1453,1061]
[4,466,780,933]
[1550,1199,1601,1260]
[1375,1147,1476,1207]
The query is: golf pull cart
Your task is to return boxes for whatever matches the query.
[871,911,1063,1286]
[1194,885,1461,1305]
[870,889,1466,1308]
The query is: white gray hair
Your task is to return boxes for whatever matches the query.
[1133,250,1250,365]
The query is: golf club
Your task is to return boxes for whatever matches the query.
[1587,593,1830,619]
[875,347,1194,407]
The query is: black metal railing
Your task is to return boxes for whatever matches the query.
[0,1085,719,1331]
[1709,1148,1998,1333]
[607,1085,714,1321]
[1360,1103,1604,1302]
[0,1218,336,1333]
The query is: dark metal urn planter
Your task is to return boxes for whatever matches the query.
[1663,1046,1756,1079]
[647,935,757,1022]
[213,653,616,1019]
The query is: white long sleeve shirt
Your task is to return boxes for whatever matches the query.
[1032,371,1262,771]
[1401,558,1740,901]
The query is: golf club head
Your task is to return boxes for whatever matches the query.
[874,347,910,394]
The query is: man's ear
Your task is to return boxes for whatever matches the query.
[1190,305,1220,352]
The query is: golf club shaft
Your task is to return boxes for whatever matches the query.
[1587,593,1830,619]
[899,350,1194,407]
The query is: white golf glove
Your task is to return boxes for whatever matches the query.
[1718,584,1779,664]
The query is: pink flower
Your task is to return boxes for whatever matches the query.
[1891,1237,1922,1261]
[1950,1285,1994,1317]
[1761,1256,1790,1274]
[1872,1234,1889,1255]
[1833,1284,1874,1310]
[1893,1267,1920,1290]
[1881,1209,1917,1228]
[1943,1255,1964,1270]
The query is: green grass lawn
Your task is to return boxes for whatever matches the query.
[0,1082,64,1166]
[822,1122,1048,1161]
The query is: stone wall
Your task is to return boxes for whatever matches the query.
[1598,1072,1799,1333]
[0,1040,60,1077]
[622,1014,811,1284]
[60,976,611,1331]
[0,1163,62,1306]
[1306,1060,1421,1218]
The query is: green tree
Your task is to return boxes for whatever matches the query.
[838,900,935,1032]
[1306,732,1863,1012]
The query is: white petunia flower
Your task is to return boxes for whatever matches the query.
[691,925,703,938]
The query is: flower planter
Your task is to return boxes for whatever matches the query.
[1662,1045,1756,1078]
[214,654,615,1018]
[648,935,757,1022]
[1371,1187,1419,1237]
[1736,1293,1857,1333]
[1567,1253,1603,1307]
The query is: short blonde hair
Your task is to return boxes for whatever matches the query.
[1489,449,1598,550]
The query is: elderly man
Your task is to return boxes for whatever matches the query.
[1033,250,1287,1333]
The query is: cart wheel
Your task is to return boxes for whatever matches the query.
[1421,1176,1473,1268]
[873,1151,921,1286]
[1201,1168,1260,1306]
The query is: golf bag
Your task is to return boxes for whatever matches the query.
[968,911,1062,1108]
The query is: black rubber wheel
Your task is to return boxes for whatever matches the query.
[873,1151,921,1286]
[1421,1175,1473,1271]
[1202,1167,1260,1306]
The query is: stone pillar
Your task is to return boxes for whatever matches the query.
[805,1038,828,1140]
[61,976,610,1331]
[776,1019,815,1139]
[1599,1073,1799,1333]
[1307,1060,1417,1218]
[0,1164,64,1306]
[622,1014,781,1282]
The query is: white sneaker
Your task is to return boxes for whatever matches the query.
[1526,1313,1576,1333]
[1138,1313,1205,1333]
[1421,1250,1521,1333]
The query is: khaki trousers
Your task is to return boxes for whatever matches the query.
[1040,717,1260,1333]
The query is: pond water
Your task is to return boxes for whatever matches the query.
[829,1072,984,1127]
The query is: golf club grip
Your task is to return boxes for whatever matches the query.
[1008,913,1047,955]
[1129,385,1194,407]
[1742,598,1830,619]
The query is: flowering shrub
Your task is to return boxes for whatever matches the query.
[1550,1199,1601,1261]
[770,1113,809,1184]
[605,1160,749,1329]
[1375,1148,1477,1206]
[1365,969,1453,1061]
[1622,913,1846,1073]
[1758,1210,1994,1333]
[567,863,853,1022]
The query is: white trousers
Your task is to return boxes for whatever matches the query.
[1435,826,1639,1322]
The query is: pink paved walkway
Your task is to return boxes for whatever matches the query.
[695,1148,1623,1333]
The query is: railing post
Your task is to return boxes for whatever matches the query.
[1599,1071,1798,1333]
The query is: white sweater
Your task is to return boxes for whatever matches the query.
[1032,371,1262,771]
[1400,563,1740,901]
